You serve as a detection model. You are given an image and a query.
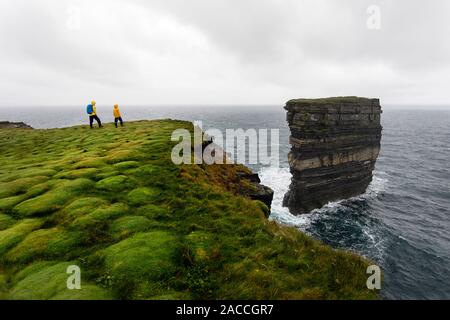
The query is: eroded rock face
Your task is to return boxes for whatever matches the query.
[283,97,382,214]
[237,172,274,216]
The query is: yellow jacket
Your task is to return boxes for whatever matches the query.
[90,105,97,116]
[113,106,121,118]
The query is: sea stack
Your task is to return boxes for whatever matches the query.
[283,97,382,214]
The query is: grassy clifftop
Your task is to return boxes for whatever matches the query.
[0,120,377,300]
[286,96,379,105]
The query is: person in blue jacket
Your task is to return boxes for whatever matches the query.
[86,100,102,128]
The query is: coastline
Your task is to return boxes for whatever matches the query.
[0,120,377,300]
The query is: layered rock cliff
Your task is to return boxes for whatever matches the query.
[283,97,382,214]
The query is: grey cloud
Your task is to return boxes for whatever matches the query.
[0,0,449,106]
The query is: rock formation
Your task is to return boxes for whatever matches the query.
[0,121,33,129]
[283,97,382,214]
[237,172,274,216]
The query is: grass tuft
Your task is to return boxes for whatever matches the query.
[9,262,112,300]
[0,219,43,256]
[13,179,94,217]
[101,231,179,298]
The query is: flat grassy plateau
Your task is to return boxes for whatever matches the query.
[0,120,377,300]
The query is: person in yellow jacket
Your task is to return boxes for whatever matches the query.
[88,100,102,128]
[113,104,124,128]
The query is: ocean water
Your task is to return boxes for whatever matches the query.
[1,105,449,299]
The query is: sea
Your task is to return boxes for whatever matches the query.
[1,105,449,300]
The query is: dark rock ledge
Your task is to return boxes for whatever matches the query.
[237,172,274,216]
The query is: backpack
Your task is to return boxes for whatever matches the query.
[86,104,93,115]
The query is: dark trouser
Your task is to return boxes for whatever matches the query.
[89,115,102,128]
[114,117,123,128]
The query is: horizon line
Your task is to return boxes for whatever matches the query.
[1,103,450,109]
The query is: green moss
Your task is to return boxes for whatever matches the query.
[136,204,172,220]
[95,175,132,192]
[127,187,161,206]
[72,158,106,169]
[0,195,27,211]
[0,219,43,256]
[55,168,99,179]
[13,179,95,217]
[109,216,151,239]
[0,214,15,230]
[95,167,120,180]
[50,284,112,300]
[0,176,48,198]
[72,203,128,230]
[104,150,141,164]
[12,261,57,284]
[129,164,159,177]
[9,262,112,300]
[149,292,191,300]
[16,168,57,179]
[254,200,270,218]
[113,161,140,170]
[185,231,215,263]
[25,182,53,198]
[58,197,109,223]
[0,273,6,290]
[101,231,179,297]
[5,228,83,263]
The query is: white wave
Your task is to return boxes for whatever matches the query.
[258,166,388,228]
[310,174,388,215]
[258,167,311,229]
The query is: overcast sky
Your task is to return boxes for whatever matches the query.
[1,0,449,107]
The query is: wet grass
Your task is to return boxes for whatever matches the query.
[0,120,377,300]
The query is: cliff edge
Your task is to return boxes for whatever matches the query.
[0,121,33,129]
[283,97,382,214]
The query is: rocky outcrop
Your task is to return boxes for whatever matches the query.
[237,172,274,216]
[283,97,382,214]
[0,121,33,129]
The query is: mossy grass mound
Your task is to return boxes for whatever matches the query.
[0,120,377,300]
[0,219,43,256]
[127,187,161,206]
[57,197,110,223]
[13,178,94,217]
[0,176,48,198]
[0,214,15,230]
[113,161,140,170]
[95,175,134,192]
[5,227,83,263]
[108,215,151,239]
[55,168,99,180]
[0,195,28,212]
[101,231,179,298]
[9,262,112,300]
[71,203,128,230]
